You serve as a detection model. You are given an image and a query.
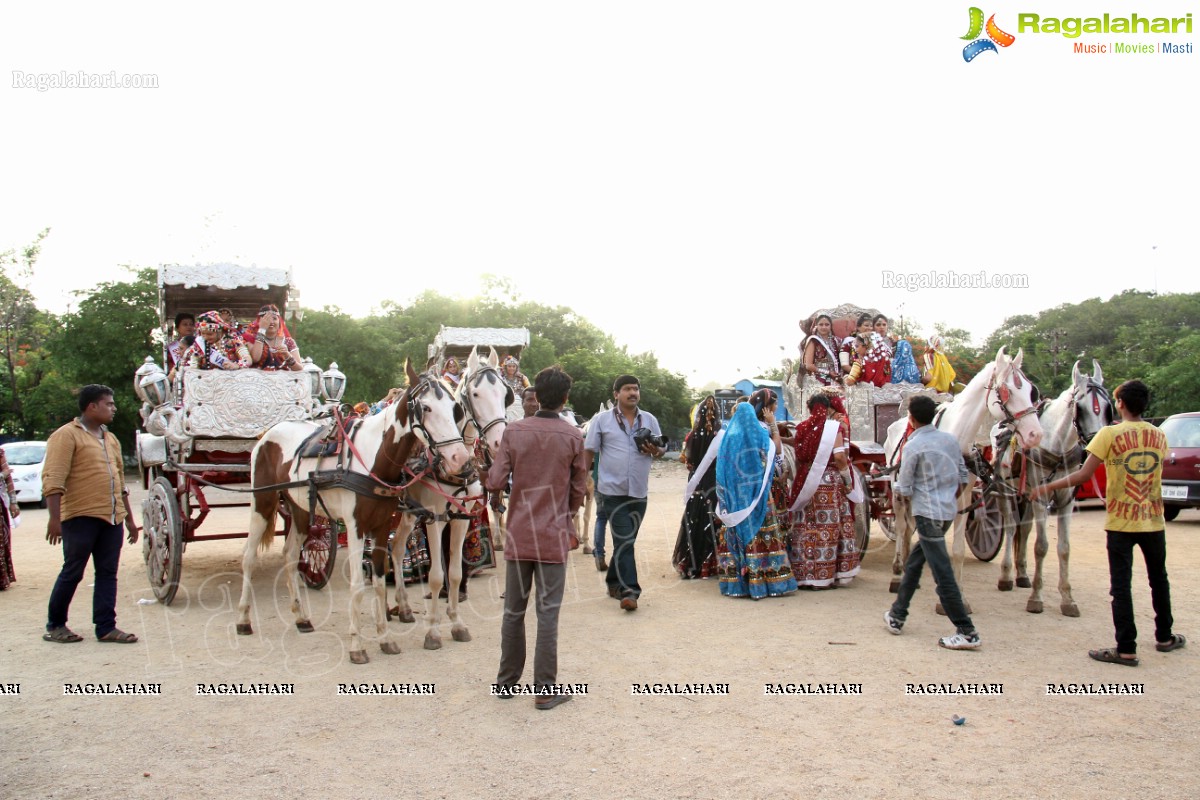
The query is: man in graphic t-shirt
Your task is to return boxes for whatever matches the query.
[1033,380,1185,666]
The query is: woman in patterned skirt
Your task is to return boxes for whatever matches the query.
[672,396,722,579]
[787,392,861,588]
[0,445,19,590]
[714,392,796,599]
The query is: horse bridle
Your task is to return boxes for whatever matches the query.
[406,375,466,457]
[457,365,510,442]
[1070,378,1111,445]
[987,366,1040,428]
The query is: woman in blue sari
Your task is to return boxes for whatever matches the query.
[714,393,797,599]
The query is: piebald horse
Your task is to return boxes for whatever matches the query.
[236,360,470,665]
[996,360,1111,616]
[883,347,1043,612]
[385,348,511,646]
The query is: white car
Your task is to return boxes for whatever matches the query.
[4,441,47,507]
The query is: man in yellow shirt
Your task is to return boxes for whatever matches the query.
[1033,380,1184,666]
[42,385,140,644]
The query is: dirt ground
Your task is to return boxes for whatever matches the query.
[2,459,1197,800]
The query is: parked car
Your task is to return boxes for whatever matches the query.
[1161,412,1200,521]
[4,441,47,507]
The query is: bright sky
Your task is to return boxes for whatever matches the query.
[3,2,1196,388]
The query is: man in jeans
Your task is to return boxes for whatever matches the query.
[1032,380,1183,665]
[487,366,587,708]
[584,375,665,612]
[42,384,141,644]
[883,395,980,650]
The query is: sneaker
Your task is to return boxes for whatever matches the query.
[938,632,981,651]
[883,611,903,636]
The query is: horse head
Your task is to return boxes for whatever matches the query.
[1071,359,1112,444]
[400,358,470,473]
[459,346,509,457]
[989,346,1043,450]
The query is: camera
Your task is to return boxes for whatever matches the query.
[632,427,668,452]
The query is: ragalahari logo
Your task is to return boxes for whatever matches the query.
[962,7,1016,61]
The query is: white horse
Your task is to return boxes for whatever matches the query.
[883,347,1044,611]
[996,360,1111,616]
[386,348,511,646]
[236,360,470,665]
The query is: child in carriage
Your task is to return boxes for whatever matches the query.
[184,310,252,370]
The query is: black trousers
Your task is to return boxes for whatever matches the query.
[1106,529,1173,655]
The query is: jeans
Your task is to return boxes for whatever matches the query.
[601,494,646,599]
[1106,529,1173,655]
[890,516,976,635]
[497,560,567,690]
[592,500,610,559]
[47,516,124,638]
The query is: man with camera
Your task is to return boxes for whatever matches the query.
[584,375,666,612]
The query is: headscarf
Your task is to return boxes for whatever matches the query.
[790,399,830,506]
[685,396,722,475]
[196,310,231,334]
[891,340,923,383]
[715,403,774,542]
[923,336,957,393]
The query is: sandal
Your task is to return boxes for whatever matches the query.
[1088,647,1138,667]
[1156,634,1186,653]
[43,626,84,644]
[98,629,138,644]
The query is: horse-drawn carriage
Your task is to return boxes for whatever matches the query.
[785,304,1006,562]
[133,264,347,605]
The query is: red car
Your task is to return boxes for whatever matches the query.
[1161,412,1200,521]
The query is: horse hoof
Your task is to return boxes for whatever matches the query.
[1061,603,1080,618]
[888,579,900,594]
[934,603,946,616]
[998,580,1014,592]
[582,545,593,555]
[235,623,253,636]
[423,634,442,651]
[380,641,402,655]
[296,621,314,633]
[1016,577,1032,589]
[451,628,472,643]
[349,650,370,665]
[398,610,416,624]
[1026,600,1044,614]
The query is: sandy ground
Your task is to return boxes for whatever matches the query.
[2,460,1198,800]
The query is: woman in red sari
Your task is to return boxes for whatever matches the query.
[0,446,19,589]
[787,392,861,588]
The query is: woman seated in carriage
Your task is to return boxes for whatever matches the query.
[184,310,252,370]
[801,314,843,386]
[243,304,303,371]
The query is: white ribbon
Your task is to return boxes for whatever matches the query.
[788,420,840,515]
[716,439,776,528]
[682,429,725,501]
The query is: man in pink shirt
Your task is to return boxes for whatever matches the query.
[487,366,587,709]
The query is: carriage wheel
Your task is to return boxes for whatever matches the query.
[965,490,1004,562]
[877,514,896,542]
[299,515,338,590]
[851,467,870,554]
[143,476,183,605]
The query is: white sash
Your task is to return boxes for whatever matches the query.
[682,429,725,500]
[806,334,840,374]
[788,421,839,515]
[716,439,777,528]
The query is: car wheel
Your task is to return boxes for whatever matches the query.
[1163,505,1181,522]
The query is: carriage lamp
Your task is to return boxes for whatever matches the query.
[138,362,172,407]
[134,356,158,403]
[286,289,303,322]
[301,357,323,398]
[321,362,347,402]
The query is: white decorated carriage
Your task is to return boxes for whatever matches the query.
[133,264,347,604]
[785,303,1003,561]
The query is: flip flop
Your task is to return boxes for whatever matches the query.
[1088,647,1138,667]
[98,629,138,644]
[43,626,84,644]
[1156,634,1186,653]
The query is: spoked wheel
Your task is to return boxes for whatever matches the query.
[965,489,1004,562]
[299,515,338,590]
[877,514,896,542]
[851,467,870,554]
[143,476,183,605]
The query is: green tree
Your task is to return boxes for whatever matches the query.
[0,228,63,438]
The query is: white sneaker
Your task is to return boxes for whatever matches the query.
[939,632,981,650]
[883,611,903,635]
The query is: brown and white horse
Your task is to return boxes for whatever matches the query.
[236,360,470,665]
[883,347,1044,611]
[386,348,511,646]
